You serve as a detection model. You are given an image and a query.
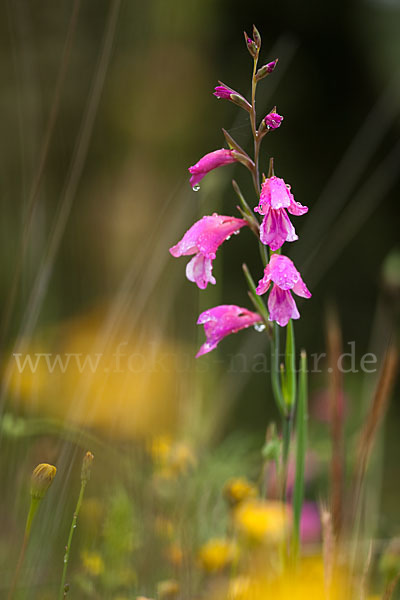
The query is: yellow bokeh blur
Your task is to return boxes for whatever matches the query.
[5,308,187,438]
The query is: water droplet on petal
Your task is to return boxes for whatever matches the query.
[254,323,266,332]
[192,184,201,192]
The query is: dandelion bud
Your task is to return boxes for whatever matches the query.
[255,59,278,81]
[243,31,258,58]
[81,451,94,482]
[30,463,57,500]
[252,24,261,49]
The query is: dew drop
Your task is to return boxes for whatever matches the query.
[233,230,240,235]
[254,323,266,332]
[192,184,201,192]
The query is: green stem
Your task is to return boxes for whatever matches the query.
[7,497,41,600]
[271,323,285,417]
[284,320,296,410]
[58,480,87,600]
[292,351,308,558]
[250,55,261,195]
[281,413,292,502]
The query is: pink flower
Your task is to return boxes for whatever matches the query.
[300,502,321,545]
[213,85,233,99]
[170,214,247,290]
[255,176,308,250]
[188,149,237,190]
[196,305,262,357]
[264,112,283,130]
[256,254,311,327]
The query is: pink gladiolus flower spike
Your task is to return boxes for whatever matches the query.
[188,149,237,190]
[256,254,311,327]
[170,214,247,290]
[196,305,262,357]
[255,176,308,251]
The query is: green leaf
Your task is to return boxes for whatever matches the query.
[284,319,296,409]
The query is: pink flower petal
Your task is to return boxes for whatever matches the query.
[288,191,308,216]
[188,149,237,189]
[268,286,300,327]
[196,305,262,357]
[170,214,247,290]
[186,254,215,289]
[259,208,298,251]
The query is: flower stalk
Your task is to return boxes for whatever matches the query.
[59,451,94,600]
[8,464,56,600]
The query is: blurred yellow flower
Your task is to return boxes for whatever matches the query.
[81,550,104,576]
[165,543,183,567]
[157,579,180,599]
[6,309,186,438]
[198,538,239,573]
[150,436,196,478]
[223,477,258,507]
[234,499,290,544]
[213,556,355,599]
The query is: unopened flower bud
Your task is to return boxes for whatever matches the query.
[213,85,251,112]
[243,31,258,58]
[264,111,284,130]
[81,451,94,483]
[31,463,57,500]
[255,59,278,81]
[252,25,261,49]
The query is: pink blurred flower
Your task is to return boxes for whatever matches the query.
[256,254,311,327]
[300,502,321,545]
[264,112,283,130]
[254,176,308,250]
[188,149,237,190]
[196,305,262,357]
[170,214,247,290]
[267,451,320,499]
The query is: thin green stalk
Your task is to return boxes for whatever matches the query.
[271,323,285,417]
[292,350,308,558]
[281,413,292,502]
[284,320,296,410]
[7,498,40,600]
[59,479,87,600]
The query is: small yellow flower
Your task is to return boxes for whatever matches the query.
[198,538,239,573]
[234,499,290,544]
[81,550,104,577]
[223,477,258,507]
